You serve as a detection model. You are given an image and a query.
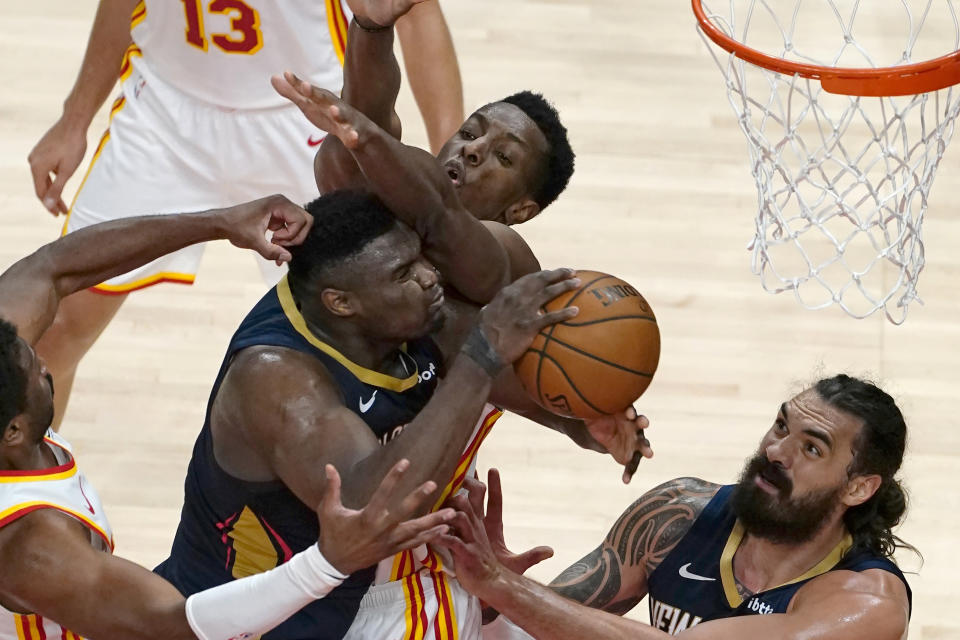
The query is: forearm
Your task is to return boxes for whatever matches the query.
[38,211,225,297]
[347,352,493,509]
[349,123,510,302]
[62,0,139,128]
[396,2,464,153]
[479,569,669,640]
[341,20,402,134]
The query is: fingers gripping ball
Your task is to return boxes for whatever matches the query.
[514,271,660,419]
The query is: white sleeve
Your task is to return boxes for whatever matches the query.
[184,543,349,640]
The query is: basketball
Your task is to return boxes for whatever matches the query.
[514,271,660,419]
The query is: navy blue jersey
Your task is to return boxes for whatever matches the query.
[155,276,443,640]
[646,485,912,635]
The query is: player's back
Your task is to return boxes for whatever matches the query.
[130,0,350,109]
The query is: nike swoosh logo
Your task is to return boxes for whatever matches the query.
[678,563,715,582]
[307,135,326,147]
[359,390,378,414]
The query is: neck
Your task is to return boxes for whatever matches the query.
[0,438,56,472]
[299,301,406,375]
[733,516,848,594]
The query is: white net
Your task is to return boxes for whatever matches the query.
[697,0,960,323]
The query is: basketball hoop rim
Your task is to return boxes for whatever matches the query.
[692,0,960,96]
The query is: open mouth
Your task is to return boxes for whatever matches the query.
[445,160,464,187]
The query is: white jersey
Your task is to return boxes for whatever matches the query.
[129,0,352,109]
[0,431,113,640]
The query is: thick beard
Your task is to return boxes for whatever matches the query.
[731,453,844,545]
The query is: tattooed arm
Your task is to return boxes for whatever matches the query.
[548,477,719,614]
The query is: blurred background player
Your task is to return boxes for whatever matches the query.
[27,0,464,430]
[443,375,913,640]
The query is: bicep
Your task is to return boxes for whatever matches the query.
[0,511,192,640]
[221,349,382,510]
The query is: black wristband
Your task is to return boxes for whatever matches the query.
[353,16,392,33]
[461,324,506,378]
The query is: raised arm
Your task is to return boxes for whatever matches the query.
[0,460,452,640]
[0,195,311,345]
[396,1,464,153]
[275,77,513,303]
[28,0,139,215]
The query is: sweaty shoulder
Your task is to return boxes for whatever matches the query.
[785,568,910,639]
[608,477,721,574]
[481,221,540,281]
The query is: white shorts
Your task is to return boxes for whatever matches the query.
[481,616,534,640]
[344,569,483,640]
[64,57,326,292]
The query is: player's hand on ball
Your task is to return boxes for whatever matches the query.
[479,268,580,365]
[219,194,313,265]
[316,459,455,575]
[585,406,653,484]
[462,470,553,576]
[272,72,365,149]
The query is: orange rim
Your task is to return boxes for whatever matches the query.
[692,0,960,96]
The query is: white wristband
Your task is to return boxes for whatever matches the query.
[185,544,348,640]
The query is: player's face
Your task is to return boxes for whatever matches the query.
[731,390,862,543]
[15,339,55,436]
[437,102,549,223]
[348,225,445,340]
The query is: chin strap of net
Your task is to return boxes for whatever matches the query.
[697,1,960,323]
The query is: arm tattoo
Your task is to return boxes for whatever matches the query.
[548,477,718,613]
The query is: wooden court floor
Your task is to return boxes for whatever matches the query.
[2,2,959,637]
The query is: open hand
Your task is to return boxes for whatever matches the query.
[585,407,653,484]
[463,470,553,576]
[318,459,455,575]
[272,72,366,149]
[218,194,313,265]
[479,268,581,365]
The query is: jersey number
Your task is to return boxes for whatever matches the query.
[181,0,263,54]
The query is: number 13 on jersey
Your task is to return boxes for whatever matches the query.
[181,0,263,54]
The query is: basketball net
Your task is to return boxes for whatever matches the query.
[694,0,960,323]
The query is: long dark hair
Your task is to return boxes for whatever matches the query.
[814,374,919,561]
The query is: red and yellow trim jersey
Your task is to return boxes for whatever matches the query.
[0,431,114,640]
[128,0,351,109]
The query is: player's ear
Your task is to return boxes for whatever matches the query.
[1,418,26,447]
[504,199,540,226]
[842,473,881,507]
[321,287,355,318]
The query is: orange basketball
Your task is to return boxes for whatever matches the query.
[514,271,660,419]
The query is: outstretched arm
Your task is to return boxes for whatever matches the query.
[0,195,311,345]
[440,483,908,640]
[275,77,512,303]
[0,460,451,640]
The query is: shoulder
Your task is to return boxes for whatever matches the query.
[620,477,721,522]
[787,569,910,638]
[480,221,540,280]
[225,345,339,395]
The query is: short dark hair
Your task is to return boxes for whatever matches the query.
[287,190,398,293]
[0,319,27,437]
[814,374,915,559]
[499,91,574,211]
